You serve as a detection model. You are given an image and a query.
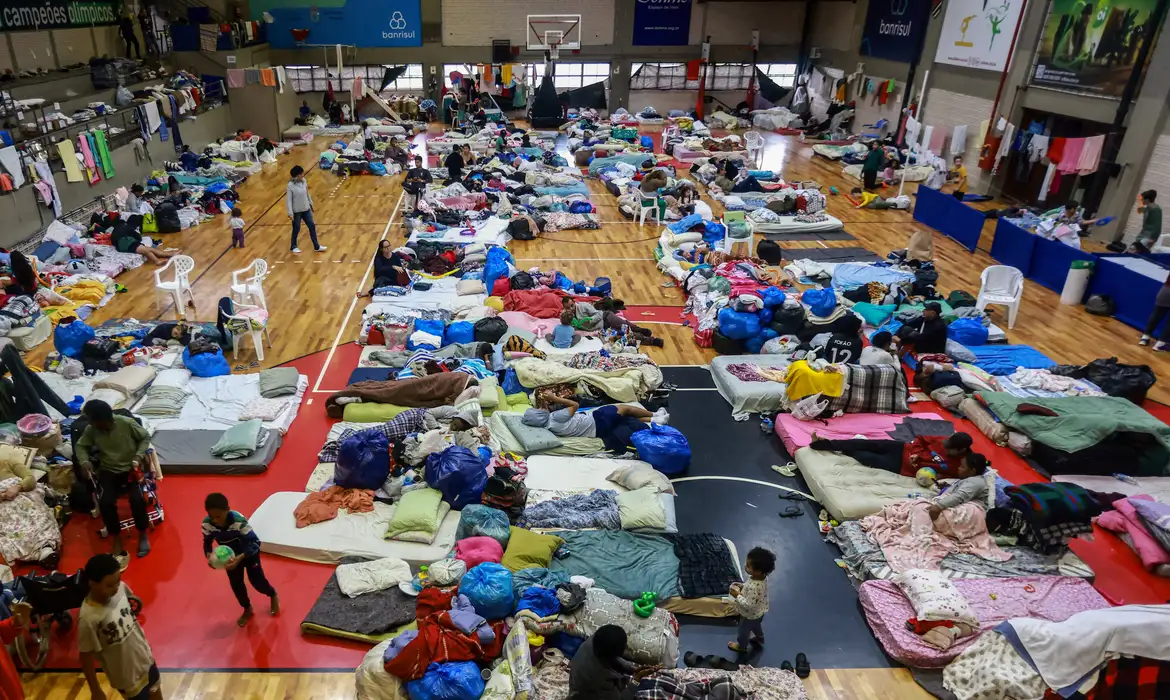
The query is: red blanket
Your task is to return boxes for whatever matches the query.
[503,289,598,318]
[384,609,506,680]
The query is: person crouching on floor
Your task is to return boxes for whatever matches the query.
[568,624,660,700]
[203,492,279,627]
[927,453,990,519]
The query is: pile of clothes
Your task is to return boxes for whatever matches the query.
[990,482,1101,554]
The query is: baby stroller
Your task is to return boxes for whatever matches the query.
[9,569,141,669]
[94,453,165,539]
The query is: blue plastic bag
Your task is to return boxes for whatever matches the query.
[368,161,387,176]
[501,367,525,395]
[336,430,390,490]
[590,276,612,296]
[406,661,485,700]
[717,308,761,340]
[516,585,560,617]
[640,135,654,149]
[408,319,446,350]
[477,446,492,468]
[424,446,488,510]
[948,318,989,346]
[758,307,773,325]
[182,347,230,377]
[444,321,475,346]
[871,320,903,342]
[802,288,837,318]
[631,424,691,475]
[703,222,726,244]
[760,286,787,308]
[744,328,779,354]
[482,247,515,296]
[568,200,593,214]
[668,213,703,234]
[458,563,514,620]
[54,318,94,359]
[553,272,573,290]
[455,505,510,548]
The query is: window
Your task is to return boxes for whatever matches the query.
[760,63,797,87]
[284,64,423,93]
[629,62,797,91]
[548,63,609,90]
[630,62,690,90]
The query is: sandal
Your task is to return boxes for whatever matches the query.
[779,506,803,518]
[771,463,796,477]
[794,652,810,679]
[778,492,808,503]
[683,651,706,668]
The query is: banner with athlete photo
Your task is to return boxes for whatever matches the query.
[1030,0,1162,97]
[934,0,1024,71]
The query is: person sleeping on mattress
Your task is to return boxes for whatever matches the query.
[808,431,973,479]
[523,397,662,454]
[927,453,990,520]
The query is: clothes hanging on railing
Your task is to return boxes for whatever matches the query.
[1057,138,1084,175]
[1027,134,1049,163]
[950,125,967,155]
[928,125,948,153]
[276,66,287,93]
[55,140,83,183]
[0,146,24,189]
[33,159,61,217]
[168,95,183,152]
[93,129,113,178]
[227,69,245,88]
[1077,135,1104,175]
[144,101,161,133]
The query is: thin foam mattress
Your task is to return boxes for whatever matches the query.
[136,374,308,434]
[407,216,509,246]
[749,213,844,234]
[794,447,937,521]
[774,412,946,456]
[250,491,458,567]
[710,355,792,415]
[152,429,282,474]
[523,455,635,502]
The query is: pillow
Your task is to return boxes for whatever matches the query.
[616,487,668,531]
[852,303,896,327]
[505,393,534,411]
[343,403,412,422]
[607,463,677,495]
[892,568,978,626]
[499,413,563,452]
[955,363,998,392]
[945,339,976,364]
[478,376,499,408]
[455,536,504,569]
[456,279,486,296]
[384,488,445,539]
[501,527,563,571]
[151,368,192,390]
[390,502,451,543]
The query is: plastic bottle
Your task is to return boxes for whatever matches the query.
[759,417,773,433]
[1113,473,1138,485]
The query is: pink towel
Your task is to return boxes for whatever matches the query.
[928,126,949,154]
[1096,496,1170,572]
[226,69,245,89]
[1058,138,1084,174]
[1077,135,1104,175]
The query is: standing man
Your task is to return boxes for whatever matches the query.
[119,12,142,59]
[1133,189,1162,252]
[287,165,327,254]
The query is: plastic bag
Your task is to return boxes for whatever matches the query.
[182,347,231,377]
[703,222,726,244]
[54,318,95,359]
[409,320,446,350]
[458,562,515,620]
[406,662,485,700]
[501,367,525,395]
[947,318,989,347]
[336,430,391,490]
[802,288,837,317]
[424,446,488,510]
[455,505,511,548]
[483,247,515,295]
[759,286,787,308]
[717,308,761,340]
[757,307,773,325]
[473,317,508,344]
[792,393,829,421]
[744,328,779,354]
[444,321,475,346]
[631,424,691,475]
[1084,357,1157,404]
[516,585,560,617]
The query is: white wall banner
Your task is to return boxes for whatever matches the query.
[934,0,1024,72]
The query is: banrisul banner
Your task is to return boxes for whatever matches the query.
[0,0,119,30]
[1031,0,1163,98]
[633,0,693,46]
[255,0,422,48]
[859,0,933,63]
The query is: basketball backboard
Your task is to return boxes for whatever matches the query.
[527,14,582,55]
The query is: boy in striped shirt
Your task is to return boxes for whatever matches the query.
[202,492,279,626]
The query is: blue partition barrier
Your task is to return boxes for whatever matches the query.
[912,186,984,252]
[1029,237,1097,294]
[1086,255,1170,331]
[989,219,1037,276]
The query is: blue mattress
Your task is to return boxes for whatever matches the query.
[968,344,1055,376]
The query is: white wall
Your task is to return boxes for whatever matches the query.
[1123,134,1170,244]
[52,29,95,67]
[808,1,857,52]
[9,32,56,72]
[922,88,993,189]
[442,0,616,46]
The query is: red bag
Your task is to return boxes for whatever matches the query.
[367,326,385,345]
[491,277,511,296]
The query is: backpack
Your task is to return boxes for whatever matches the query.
[509,271,536,290]
[507,218,535,241]
[756,239,783,265]
[946,290,976,308]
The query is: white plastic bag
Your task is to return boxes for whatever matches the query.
[792,393,829,421]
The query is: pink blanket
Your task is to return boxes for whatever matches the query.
[859,576,1110,668]
[1097,495,1170,572]
[774,412,945,455]
[861,500,1011,573]
[497,311,558,336]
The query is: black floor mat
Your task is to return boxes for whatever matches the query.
[762,230,856,241]
[778,246,881,263]
[666,390,893,669]
[661,365,715,390]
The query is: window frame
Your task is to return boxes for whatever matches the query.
[285,64,424,93]
[628,61,797,91]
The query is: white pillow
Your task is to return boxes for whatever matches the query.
[607,464,677,495]
[617,487,667,531]
[892,569,978,626]
[336,557,412,597]
[152,368,192,391]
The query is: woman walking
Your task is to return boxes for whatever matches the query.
[286,165,327,254]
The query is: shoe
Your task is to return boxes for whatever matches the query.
[315,246,328,252]
[1140,335,1150,346]
[794,652,810,678]
[291,248,303,254]
[237,607,254,627]
[781,660,794,673]
[683,651,704,667]
[137,534,151,558]
[1156,342,1169,352]
[269,593,280,616]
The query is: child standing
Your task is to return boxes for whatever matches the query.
[727,546,775,654]
[202,492,279,626]
[229,208,246,248]
[78,554,163,700]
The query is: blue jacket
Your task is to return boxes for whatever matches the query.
[202,510,261,557]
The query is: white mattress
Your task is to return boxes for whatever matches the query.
[251,491,458,567]
[532,336,605,359]
[137,374,308,434]
[367,276,485,313]
[748,213,844,234]
[408,216,509,246]
[796,447,937,521]
[709,355,792,415]
[524,455,636,503]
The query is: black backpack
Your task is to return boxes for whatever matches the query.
[510,271,536,290]
[756,239,783,265]
[946,290,977,308]
[473,317,508,344]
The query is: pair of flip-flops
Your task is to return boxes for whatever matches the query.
[779,492,808,518]
[780,653,811,679]
[682,652,738,671]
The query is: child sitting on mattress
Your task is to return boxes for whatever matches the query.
[203,493,280,627]
[546,311,582,349]
[927,453,990,519]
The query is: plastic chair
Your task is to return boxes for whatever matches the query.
[223,300,272,361]
[230,258,269,310]
[861,118,889,139]
[153,255,196,318]
[976,265,1024,329]
[637,193,661,226]
[721,211,749,254]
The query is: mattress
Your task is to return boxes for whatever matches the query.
[523,455,635,501]
[749,214,845,234]
[489,411,607,456]
[1052,475,1170,504]
[251,491,458,567]
[795,447,937,521]
[775,412,947,456]
[709,355,792,415]
[408,216,509,246]
[967,344,1056,376]
[136,374,308,434]
[152,429,282,474]
[859,576,1110,669]
[367,276,484,314]
[531,336,605,359]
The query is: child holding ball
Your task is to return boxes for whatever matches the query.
[202,492,279,626]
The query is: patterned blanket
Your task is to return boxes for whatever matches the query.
[668,533,742,598]
[519,489,620,530]
[860,500,1010,573]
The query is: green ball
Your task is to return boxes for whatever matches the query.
[210,545,234,568]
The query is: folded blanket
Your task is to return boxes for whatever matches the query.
[211,419,262,460]
[259,367,300,398]
[135,385,189,417]
[239,396,292,421]
[519,490,620,530]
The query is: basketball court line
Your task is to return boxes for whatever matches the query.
[311,190,404,394]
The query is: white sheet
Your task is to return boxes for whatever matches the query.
[532,336,605,359]
[408,216,509,246]
[251,491,458,566]
[1053,474,1170,503]
[748,213,844,234]
[137,374,308,434]
[368,276,482,312]
[524,455,639,498]
[709,354,792,415]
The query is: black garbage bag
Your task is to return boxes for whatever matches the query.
[1084,357,1157,404]
[473,317,508,344]
[769,305,807,336]
[756,239,783,265]
[1085,294,1115,316]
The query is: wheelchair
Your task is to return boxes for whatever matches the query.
[9,569,142,670]
[89,452,165,539]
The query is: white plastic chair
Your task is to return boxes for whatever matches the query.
[637,193,661,226]
[976,265,1024,329]
[744,131,765,168]
[230,259,269,310]
[224,300,272,361]
[153,255,196,318]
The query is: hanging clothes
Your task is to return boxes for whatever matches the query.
[502,64,513,84]
[995,123,1015,161]
[33,159,61,217]
[144,101,161,133]
[159,115,169,142]
[1057,138,1084,175]
[921,126,935,154]
[260,68,276,87]
[227,69,245,88]
[169,96,183,152]
[93,130,114,178]
[1028,135,1050,163]
[1038,163,1057,202]
[929,125,948,153]
[85,133,102,178]
[55,140,83,183]
[905,116,921,149]
[1077,135,1104,174]
[950,125,967,156]
[1047,137,1066,165]
[276,66,287,93]
[0,146,24,189]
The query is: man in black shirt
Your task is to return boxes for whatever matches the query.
[824,313,864,364]
[403,156,432,212]
[895,301,949,355]
[444,145,470,185]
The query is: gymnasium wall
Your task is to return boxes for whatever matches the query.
[441,0,616,46]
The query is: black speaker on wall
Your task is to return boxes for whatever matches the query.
[492,40,511,63]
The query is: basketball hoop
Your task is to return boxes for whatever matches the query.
[528,14,581,57]
[291,28,309,47]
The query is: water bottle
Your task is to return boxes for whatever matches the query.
[760,417,773,433]
[1113,473,1138,485]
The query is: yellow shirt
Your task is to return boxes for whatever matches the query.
[858,192,879,208]
[783,360,845,401]
[954,165,968,189]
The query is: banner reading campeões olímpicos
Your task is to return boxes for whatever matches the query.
[859,0,933,63]
[0,0,119,30]
[1031,0,1163,98]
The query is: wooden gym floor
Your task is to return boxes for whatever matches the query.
[19,123,1165,698]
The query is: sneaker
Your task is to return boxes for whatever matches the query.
[315,246,328,252]
[1140,335,1151,346]
[1156,342,1169,352]
[291,248,303,254]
